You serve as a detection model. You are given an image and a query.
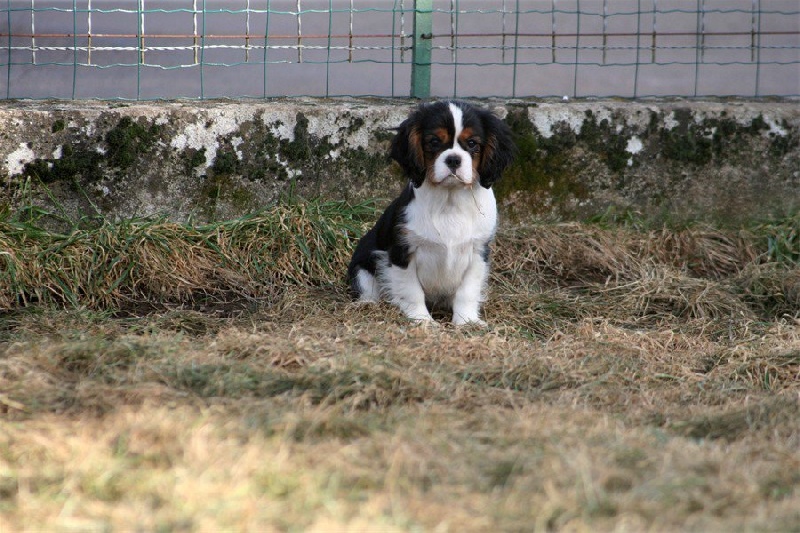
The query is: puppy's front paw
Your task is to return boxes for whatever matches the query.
[405,312,438,326]
[401,305,434,324]
[411,317,440,329]
[452,315,488,328]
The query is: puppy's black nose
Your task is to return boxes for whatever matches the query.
[444,154,461,170]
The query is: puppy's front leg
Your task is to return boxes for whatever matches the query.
[384,261,434,323]
[451,253,489,327]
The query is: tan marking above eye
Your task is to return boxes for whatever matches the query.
[424,128,450,150]
[434,128,450,142]
[458,128,481,152]
[463,137,481,152]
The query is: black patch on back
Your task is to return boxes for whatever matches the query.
[347,184,416,297]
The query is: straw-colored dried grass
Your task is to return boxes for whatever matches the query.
[593,264,753,323]
[3,203,798,331]
[642,226,760,278]
[734,262,800,318]
[1,203,799,531]
[488,224,796,340]
[494,223,640,285]
[2,303,798,531]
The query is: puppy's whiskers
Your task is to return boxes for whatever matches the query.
[450,172,474,189]
[470,185,485,216]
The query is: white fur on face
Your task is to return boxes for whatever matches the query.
[431,103,475,187]
[449,102,464,138]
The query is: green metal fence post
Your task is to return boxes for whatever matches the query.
[411,0,432,98]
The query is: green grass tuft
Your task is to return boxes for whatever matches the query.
[0,199,377,312]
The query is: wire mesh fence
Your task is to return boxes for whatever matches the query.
[2,0,798,100]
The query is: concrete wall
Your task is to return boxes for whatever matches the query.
[1,98,798,226]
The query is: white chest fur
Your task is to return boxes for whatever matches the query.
[402,183,497,299]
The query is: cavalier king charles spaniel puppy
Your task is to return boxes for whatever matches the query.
[348,100,515,325]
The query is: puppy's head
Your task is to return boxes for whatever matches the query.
[391,100,515,189]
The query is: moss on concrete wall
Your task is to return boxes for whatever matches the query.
[1,99,797,227]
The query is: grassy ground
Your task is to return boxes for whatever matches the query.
[1,202,799,531]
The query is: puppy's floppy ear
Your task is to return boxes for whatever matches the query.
[390,114,426,188]
[477,109,516,189]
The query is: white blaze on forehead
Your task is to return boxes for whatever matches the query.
[432,102,474,185]
[448,102,464,145]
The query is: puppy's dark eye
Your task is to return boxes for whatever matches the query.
[466,139,479,151]
[426,137,442,150]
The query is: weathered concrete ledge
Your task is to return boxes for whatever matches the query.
[1,98,798,226]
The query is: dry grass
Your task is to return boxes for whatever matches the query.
[1,204,799,531]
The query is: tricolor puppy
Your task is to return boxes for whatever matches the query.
[348,100,515,325]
